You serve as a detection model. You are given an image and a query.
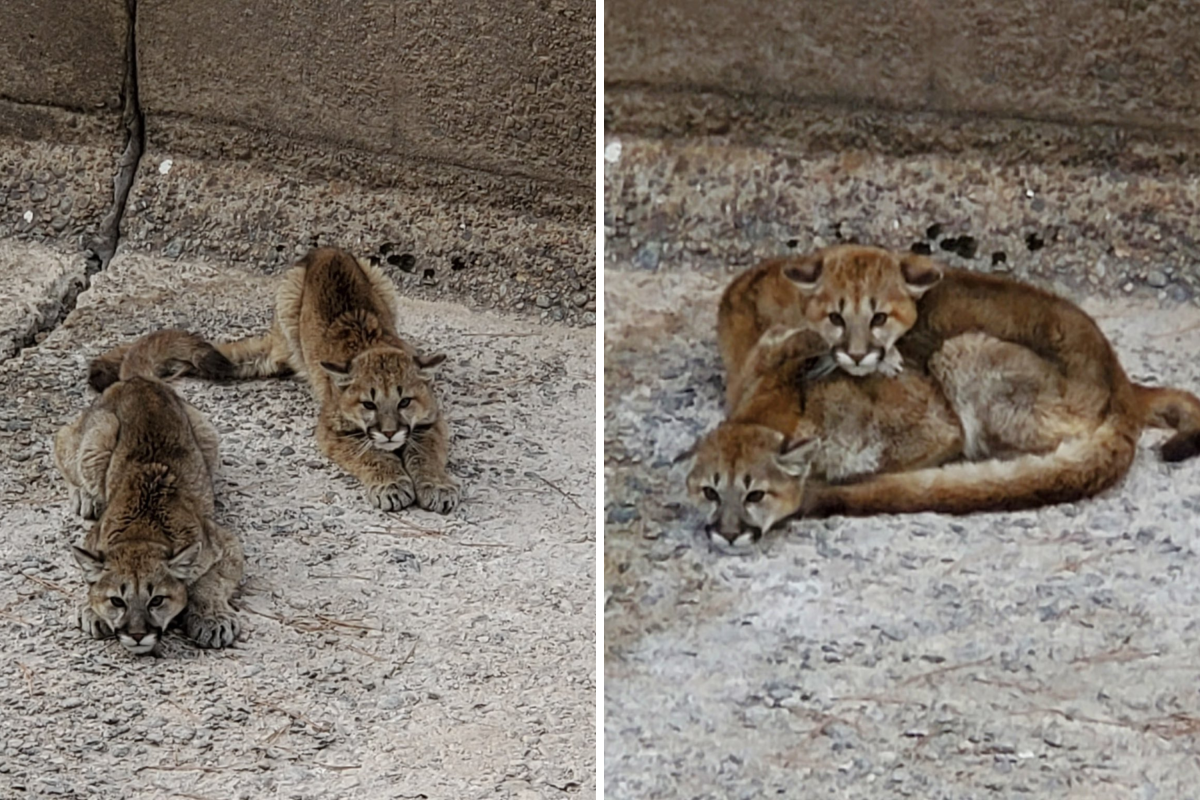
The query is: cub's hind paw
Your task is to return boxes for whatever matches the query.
[367,477,417,512]
[416,480,460,515]
[78,604,111,640]
[186,610,240,649]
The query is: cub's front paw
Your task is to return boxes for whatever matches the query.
[416,479,461,514]
[70,488,104,520]
[186,609,240,649]
[878,348,905,378]
[78,604,111,640]
[367,477,417,512]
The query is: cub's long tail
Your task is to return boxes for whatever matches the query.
[212,328,294,379]
[1133,384,1200,462]
[805,412,1141,518]
[89,330,237,392]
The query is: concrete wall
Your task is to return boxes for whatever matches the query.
[0,0,595,324]
[137,0,593,189]
[605,0,1200,144]
[0,0,127,114]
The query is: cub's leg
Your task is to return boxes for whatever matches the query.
[930,333,1085,460]
[316,416,417,511]
[78,601,113,640]
[402,416,460,514]
[54,409,119,520]
[183,521,244,649]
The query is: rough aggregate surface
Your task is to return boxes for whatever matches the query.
[603,140,1200,798]
[0,248,596,799]
[121,143,596,327]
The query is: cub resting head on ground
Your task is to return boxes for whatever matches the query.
[56,330,244,653]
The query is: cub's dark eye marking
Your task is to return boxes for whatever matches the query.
[745,490,765,503]
[870,312,888,327]
[399,397,412,408]
[702,487,719,502]
[149,596,165,608]
[829,312,845,327]
[110,597,126,608]
[362,401,377,410]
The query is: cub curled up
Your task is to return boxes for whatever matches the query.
[691,245,1200,543]
[214,247,459,513]
[55,330,243,653]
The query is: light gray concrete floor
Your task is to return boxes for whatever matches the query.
[0,243,596,799]
[604,137,1200,799]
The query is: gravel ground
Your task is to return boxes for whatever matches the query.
[603,138,1200,798]
[0,247,596,799]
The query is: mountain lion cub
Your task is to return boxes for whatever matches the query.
[56,330,243,653]
[215,247,459,514]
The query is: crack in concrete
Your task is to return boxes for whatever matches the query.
[90,0,145,272]
[11,0,146,358]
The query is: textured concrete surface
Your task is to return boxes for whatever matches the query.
[603,139,1200,797]
[0,0,126,113]
[0,241,85,359]
[604,135,1200,301]
[606,0,1200,138]
[120,145,597,325]
[0,247,596,799]
[0,136,120,248]
[139,0,595,188]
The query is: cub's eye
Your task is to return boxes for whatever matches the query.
[110,597,126,608]
[361,401,377,411]
[148,596,165,608]
[870,312,888,327]
[745,490,765,503]
[828,312,845,327]
[702,487,719,502]
[399,397,412,409]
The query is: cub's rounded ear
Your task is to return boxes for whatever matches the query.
[414,352,446,381]
[72,545,106,584]
[782,256,824,291]
[775,435,819,477]
[898,254,944,296]
[319,361,354,388]
[167,542,205,582]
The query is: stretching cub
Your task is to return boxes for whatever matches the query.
[55,331,243,653]
[215,247,459,513]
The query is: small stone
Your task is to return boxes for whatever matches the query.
[51,216,69,232]
[571,292,589,307]
[1146,269,1169,288]
[60,697,84,710]
[535,294,552,309]
[605,505,638,524]
[634,244,660,271]
[165,239,183,259]
[29,184,47,203]
[280,446,295,456]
